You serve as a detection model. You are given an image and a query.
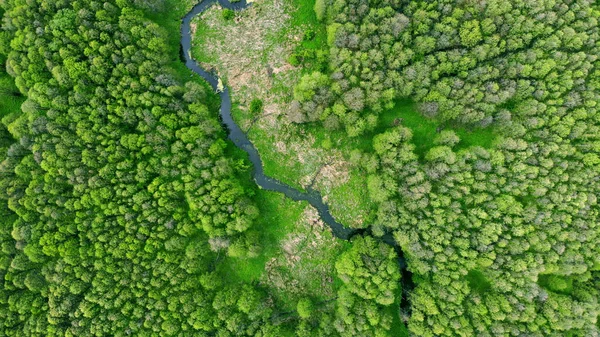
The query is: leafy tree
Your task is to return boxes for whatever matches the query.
[335,236,400,306]
[296,298,314,319]
[314,0,326,22]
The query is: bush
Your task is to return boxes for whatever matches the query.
[296,298,313,319]
[249,99,263,114]
[303,29,316,41]
[288,53,300,66]
[222,9,235,21]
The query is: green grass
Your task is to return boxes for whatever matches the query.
[289,0,328,61]
[289,0,319,28]
[217,190,305,283]
[538,274,574,295]
[378,99,498,158]
[258,0,328,75]
[455,125,497,149]
[190,14,223,66]
[327,173,375,228]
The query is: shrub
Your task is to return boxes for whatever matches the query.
[303,29,316,41]
[321,138,332,149]
[288,53,300,66]
[222,9,235,21]
[249,98,263,114]
[296,298,314,319]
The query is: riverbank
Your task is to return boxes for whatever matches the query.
[181,0,412,333]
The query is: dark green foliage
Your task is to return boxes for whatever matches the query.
[249,98,264,114]
[222,9,235,20]
[288,53,301,66]
[539,275,574,295]
[465,269,491,294]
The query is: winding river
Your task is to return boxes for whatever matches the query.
[181,0,413,308]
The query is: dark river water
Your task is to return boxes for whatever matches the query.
[181,0,413,308]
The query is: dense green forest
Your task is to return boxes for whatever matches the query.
[292,0,600,335]
[0,0,266,335]
[1,0,599,336]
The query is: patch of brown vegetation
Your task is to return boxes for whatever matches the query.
[194,0,294,100]
[314,161,351,190]
[272,64,294,74]
[274,141,287,153]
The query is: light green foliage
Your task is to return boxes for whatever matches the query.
[367,175,392,203]
[288,53,301,66]
[296,298,314,319]
[314,0,326,21]
[333,287,395,336]
[434,130,460,147]
[459,20,483,47]
[335,236,400,306]
[293,71,330,102]
[327,22,341,46]
[290,71,331,122]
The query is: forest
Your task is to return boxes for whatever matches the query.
[292,0,600,335]
[1,0,599,336]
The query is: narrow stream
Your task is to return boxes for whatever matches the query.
[181,0,413,308]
